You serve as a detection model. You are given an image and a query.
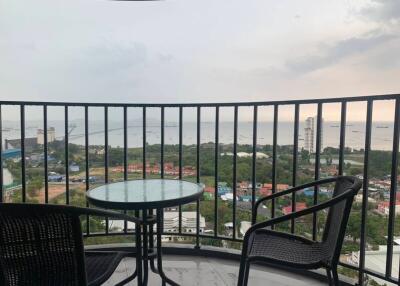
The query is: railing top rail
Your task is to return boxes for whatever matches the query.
[0,93,399,107]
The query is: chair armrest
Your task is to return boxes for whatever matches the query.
[0,203,142,224]
[21,203,142,224]
[252,177,338,224]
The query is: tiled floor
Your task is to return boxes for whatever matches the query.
[103,255,326,285]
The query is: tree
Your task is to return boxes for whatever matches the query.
[27,177,43,197]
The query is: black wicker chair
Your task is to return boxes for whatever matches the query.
[237,176,362,286]
[0,203,140,286]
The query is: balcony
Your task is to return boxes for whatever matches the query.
[1,94,400,285]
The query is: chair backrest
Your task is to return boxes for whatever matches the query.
[321,176,362,265]
[0,203,87,286]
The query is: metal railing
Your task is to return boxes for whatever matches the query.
[0,93,400,285]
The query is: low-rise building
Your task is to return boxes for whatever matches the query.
[108,211,206,243]
[282,202,307,215]
[162,211,206,242]
[221,193,238,201]
[262,183,290,192]
[377,201,400,215]
[354,194,376,204]
[240,221,251,237]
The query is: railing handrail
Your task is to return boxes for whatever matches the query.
[0,93,399,107]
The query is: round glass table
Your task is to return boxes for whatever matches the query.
[86,179,204,286]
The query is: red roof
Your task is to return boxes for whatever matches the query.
[378,201,400,208]
[259,187,271,196]
[204,187,215,193]
[263,183,272,190]
[282,202,307,215]
[262,183,289,191]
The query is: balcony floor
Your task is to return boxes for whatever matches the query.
[104,255,326,285]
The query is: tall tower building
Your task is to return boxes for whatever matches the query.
[304,116,324,153]
[304,117,314,153]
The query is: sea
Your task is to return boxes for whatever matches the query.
[1,120,395,151]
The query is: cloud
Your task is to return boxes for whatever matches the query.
[71,42,148,77]
[285,33,398,73]
[360,0,400,22]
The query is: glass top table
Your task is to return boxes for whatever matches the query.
[86,179,204,210]
[86,179,204,286]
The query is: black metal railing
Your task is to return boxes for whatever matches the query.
[0,93,400,285]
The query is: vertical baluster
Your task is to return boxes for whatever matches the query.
[123,106,128,233]
[104,106,109,234]
[178,107,183,234]
[271,105,278,225]
[338,102,347,176]
[359,100,373,286]
[196,106,201,248]
[386,99,400,278]
[214,106,219,237]
[104,106,109,184]
[291,104,299,233]
[161,107,165,179]
[232,105,238,239]
[142,107,146,239]
[65,106,70,204]
[313,103,322,241]
[21,105,26,203]
[143,107,146,179]
[85,106,90,235]
[44,105,48,203]
[160,107,165,234]
[251,105,258,223]
[123,106,128,181]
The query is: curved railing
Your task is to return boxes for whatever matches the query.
[0,93,400,285]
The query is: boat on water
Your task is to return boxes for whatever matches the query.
[376,125,389,129]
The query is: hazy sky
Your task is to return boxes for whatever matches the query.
[0,0,399,117]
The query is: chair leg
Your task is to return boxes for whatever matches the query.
[331,267,339,286]
[237,255,248,286]
[326,268,333,286]
[243,260,251,286]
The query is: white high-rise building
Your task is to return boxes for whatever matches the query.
[304,117,314,153]
[304,117,324,153]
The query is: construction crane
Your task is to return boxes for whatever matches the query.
[54,123,77,141]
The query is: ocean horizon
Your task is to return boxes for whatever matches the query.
[1,120,395,151]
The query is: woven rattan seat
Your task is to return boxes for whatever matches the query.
[0,203,139,286]
[85,251,127,286]
[248,230,328,268]
[237,176,362,286]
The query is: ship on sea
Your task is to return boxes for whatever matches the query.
[376,125,389,129]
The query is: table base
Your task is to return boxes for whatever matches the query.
[116,209,179,286]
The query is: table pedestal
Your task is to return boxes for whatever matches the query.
[116,209,179,286]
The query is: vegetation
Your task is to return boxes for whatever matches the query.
[2,141,398,285]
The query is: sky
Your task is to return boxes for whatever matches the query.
[0,0,399,121]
